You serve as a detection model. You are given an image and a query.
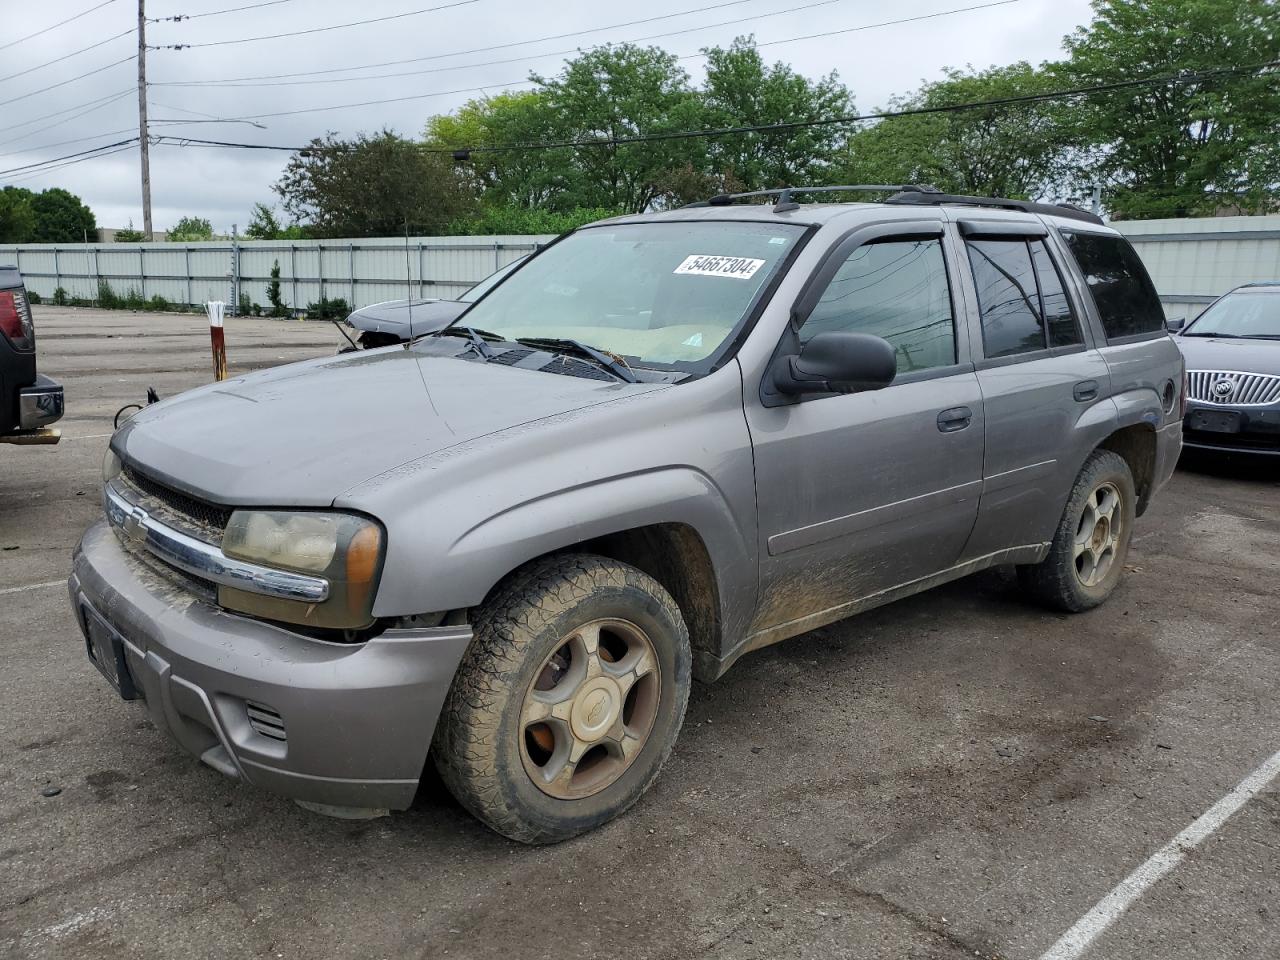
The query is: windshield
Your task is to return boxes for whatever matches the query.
[454,221,806,369]
[460,257,524,303]
[1185,290,1280,339]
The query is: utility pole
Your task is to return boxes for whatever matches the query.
[137,0,153,241]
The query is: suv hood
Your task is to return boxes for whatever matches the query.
[1176,335,1280,375]
[115,346,663,506]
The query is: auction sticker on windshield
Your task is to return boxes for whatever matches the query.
[674,255,766,280]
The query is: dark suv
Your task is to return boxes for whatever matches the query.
[1,265,63,446]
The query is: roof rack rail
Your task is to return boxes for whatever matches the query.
[682,183,1105,225]
[884,190,1105,226]
[684,184,940,212]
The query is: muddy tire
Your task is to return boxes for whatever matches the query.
[433,553,691,844]
[1018,449,1136,612]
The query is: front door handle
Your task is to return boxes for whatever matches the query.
[937,406,973,433]
[1074,380,1099,402]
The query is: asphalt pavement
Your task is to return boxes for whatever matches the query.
[2,307,1277,959]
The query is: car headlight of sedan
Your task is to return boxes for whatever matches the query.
[103,447,122,484]
[219,510,385,630]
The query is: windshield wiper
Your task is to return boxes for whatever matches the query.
[516,337,638,383]
[438,325,500,359]
[1183,331,1243,338]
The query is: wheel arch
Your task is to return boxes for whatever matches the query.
[1097,422,1158,515]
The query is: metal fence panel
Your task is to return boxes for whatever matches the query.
[9,218,1274,321]
[0,235,552,312]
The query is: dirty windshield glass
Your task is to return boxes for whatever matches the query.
[454,221,805,369]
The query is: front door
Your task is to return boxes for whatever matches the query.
[745,226,985,640]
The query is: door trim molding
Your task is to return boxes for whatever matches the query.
[767,478,983,556]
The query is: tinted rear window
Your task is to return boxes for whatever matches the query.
[1062,232,1165,339]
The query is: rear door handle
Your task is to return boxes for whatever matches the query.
[1074,380,1099,402]
[937,406,973,432]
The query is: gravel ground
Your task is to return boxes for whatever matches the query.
[2,306,1278,960]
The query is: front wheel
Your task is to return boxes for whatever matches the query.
[433,554,691,843]
[1018,449,1136,612]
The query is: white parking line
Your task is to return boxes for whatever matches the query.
[0,579,65,596]
[1038,745,1280,960]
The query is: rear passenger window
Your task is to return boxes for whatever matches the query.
[967,240,1046,357]
[801,238,955,373]
[1031,241,1082,348]
[1061,232,1165,340]
[967,239,1083,358]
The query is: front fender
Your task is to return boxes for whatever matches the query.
[369,467,756,647]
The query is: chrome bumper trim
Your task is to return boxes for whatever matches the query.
[104,483,330,603]
[18,374,64,429]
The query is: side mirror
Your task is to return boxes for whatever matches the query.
[1165,316,1186,332]
[772,332,896,396]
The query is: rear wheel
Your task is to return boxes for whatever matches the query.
[1018,449,1136,612]
[433,554,691,843]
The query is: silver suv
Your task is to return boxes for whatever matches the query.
[70,187,1184,843]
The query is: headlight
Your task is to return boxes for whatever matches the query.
[103,448,122,483]
[219,510,384,630]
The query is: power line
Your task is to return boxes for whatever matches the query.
[0,55,136,109]
[0,138,139,179]
[147,60,1280,157]
[0,28,134,84]
[0,0,118,52]
[0,88,133,141]
[154,0,902,89]
[148,0,481,50]
[164,0,1026,113]
[3,143,139,185]
[149,0,294,21]
[147,0,771,85]
[0,127,137,161]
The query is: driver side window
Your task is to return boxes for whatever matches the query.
[799,238,956,373]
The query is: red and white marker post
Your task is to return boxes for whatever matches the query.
[206,300,227,381]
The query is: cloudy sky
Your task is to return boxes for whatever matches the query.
[2,0,1095,232]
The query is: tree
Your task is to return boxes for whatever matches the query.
[0,187,36,243]
[841,63,1073,201]
[274,131,474,238]
[30,188,96,242]
[426,91,571,210]
[168,216,214,241]
[114,220,146,242]
[246,201,309,239]
[700,37,854,191]
[1062,0,1280,218]
[530,45,705,212]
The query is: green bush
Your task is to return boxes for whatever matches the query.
[237,291,252,316]
[305,296,349,320]
[123,288,146,311]
[52,286,68,305]
[147,294,171,312]
[444,206,620,236]
[26,290,41,304]
[97,280,122,309]
[267,260,287,317]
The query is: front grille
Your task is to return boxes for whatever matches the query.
[246,702,287,742]
[1187,370,1280,406]
[120,465,231,543]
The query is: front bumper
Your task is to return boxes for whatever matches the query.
[1183,400,1280,455]
[70,520,472,810]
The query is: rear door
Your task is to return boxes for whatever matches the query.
[954,219,1111,560]
[745,220,985,636]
